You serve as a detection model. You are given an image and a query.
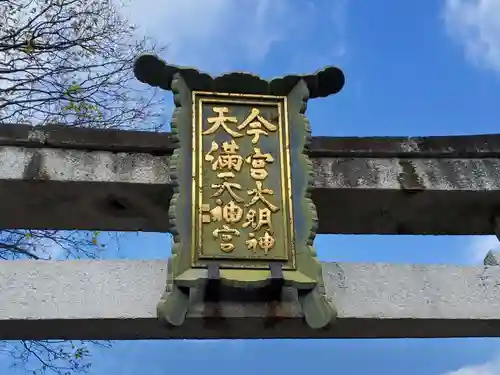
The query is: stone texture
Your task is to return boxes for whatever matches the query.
[484,251,500,266]
[2,259,500,340]
[2,142,500,233]
[0,146,171,231]
[309,133,500,157]
[0,123,176,153]
[3,124,500,157]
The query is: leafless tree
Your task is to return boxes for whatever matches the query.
[0,0,166,129]
[0,0,167,373]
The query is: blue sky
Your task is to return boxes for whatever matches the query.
[4,0,500,374]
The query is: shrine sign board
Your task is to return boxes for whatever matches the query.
[171,82,321,289]
[133,54,345,328]
[193,92,293,268]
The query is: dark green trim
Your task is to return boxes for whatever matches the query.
[134,54,345,99]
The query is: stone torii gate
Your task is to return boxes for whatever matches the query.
[2,54,500,340]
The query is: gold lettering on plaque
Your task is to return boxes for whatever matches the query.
[245,181,279,212]
[203,107,243,138]
[237,108,278,144]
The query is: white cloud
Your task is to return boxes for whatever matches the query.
[442,358,500,375]
[330,0,348,57]
[466,235,500,264]
[443,0,500,72]
[122,0,348,73]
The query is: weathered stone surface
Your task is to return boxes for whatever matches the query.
[2,124,500,157]
[0,123,176,153]
[312,157,500,234]
[484,251,500,266]
[2,142,500,233]
[309,133,500,157]
[2,259,500,340]
[0,146,171,231]
[2,124,500,234]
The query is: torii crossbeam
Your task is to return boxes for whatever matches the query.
[1,54,500,340]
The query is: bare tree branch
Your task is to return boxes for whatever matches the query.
[0,0,167,130]
[0,0,168,373]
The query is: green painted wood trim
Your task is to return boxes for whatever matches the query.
[134,53,345,99]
